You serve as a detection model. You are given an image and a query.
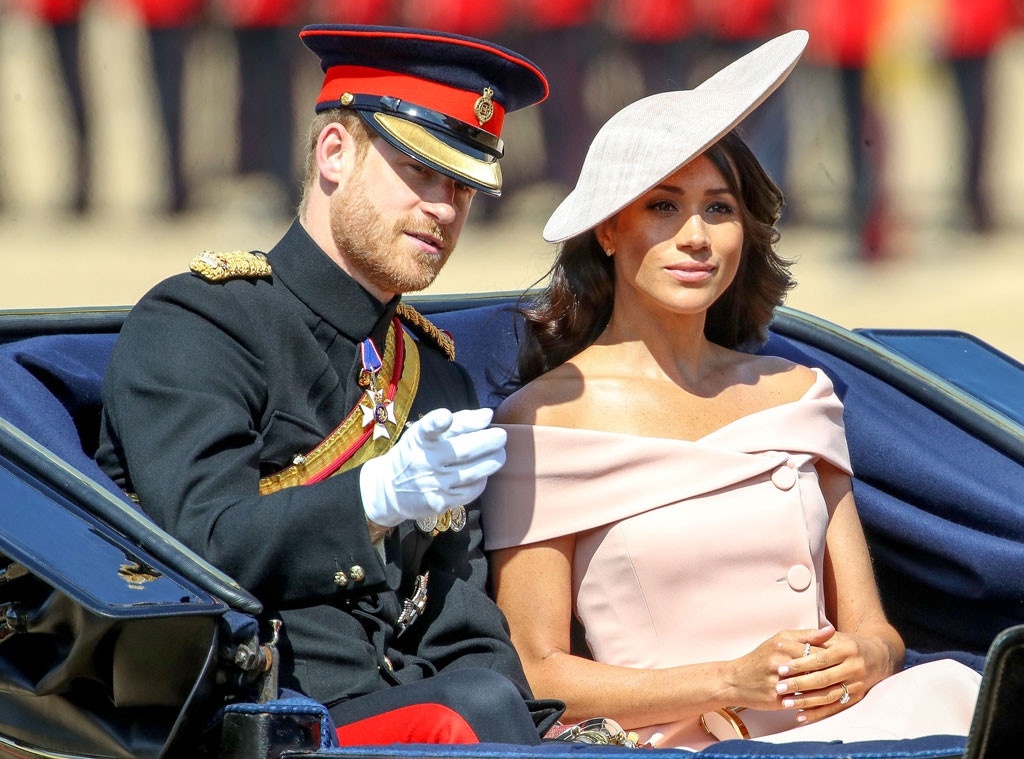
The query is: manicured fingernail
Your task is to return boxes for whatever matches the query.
[797,714,807,723]
[778,665,790,676]
[776,682,788,693]
[782,698,795,708]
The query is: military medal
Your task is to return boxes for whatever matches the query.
[415,514,438,533]
[415,505,467,536]
[359,338,396,440]
[449,505,467,532]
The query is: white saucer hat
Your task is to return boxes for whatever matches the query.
[542,30,809,243]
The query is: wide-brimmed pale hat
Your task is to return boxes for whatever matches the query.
[542,30,809,243]
[301,25,549,197]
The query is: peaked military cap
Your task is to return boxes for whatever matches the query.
[300,24,549,196]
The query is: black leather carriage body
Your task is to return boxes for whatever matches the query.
[964,624,1024,759]
[0,418,250,759]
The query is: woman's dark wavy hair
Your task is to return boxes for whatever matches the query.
[513,129,794,389]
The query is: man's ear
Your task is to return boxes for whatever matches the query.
[315,122,357,186]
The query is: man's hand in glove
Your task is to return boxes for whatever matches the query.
[360,407,507,528]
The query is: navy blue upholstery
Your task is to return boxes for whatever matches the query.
[0,302,1013,757]
[777,338,1024,658]
[432,303,522,409]
[0,333,123,498]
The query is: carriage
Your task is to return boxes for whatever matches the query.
[0,293,1020,759]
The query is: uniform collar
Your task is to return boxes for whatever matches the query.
[268,219,399,343]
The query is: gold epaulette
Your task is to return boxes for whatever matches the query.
[189,251,272,282]
[396,302,455,362]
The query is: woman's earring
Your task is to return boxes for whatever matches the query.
[605,248,614,257]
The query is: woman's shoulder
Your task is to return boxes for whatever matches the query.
[496,353,822,426]
[730,350,819,400]
[493,363,583,425]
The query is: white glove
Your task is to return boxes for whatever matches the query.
[359,407,507,528]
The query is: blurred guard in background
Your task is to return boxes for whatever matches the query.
[122,0,204,213]
[217,0,303,213]
[791,0,889,260]
[14,0,92,213]
[940,0,1019,233]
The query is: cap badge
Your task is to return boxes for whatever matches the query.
[473,87,495,126]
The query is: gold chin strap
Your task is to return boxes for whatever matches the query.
[373,112,502,194]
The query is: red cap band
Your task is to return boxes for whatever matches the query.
[318,65,507,137]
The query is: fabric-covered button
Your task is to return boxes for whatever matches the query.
[771,465,797,490]
[787,565,812,592]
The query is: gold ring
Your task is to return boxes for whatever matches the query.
[839,682,851,705]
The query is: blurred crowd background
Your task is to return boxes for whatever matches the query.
[3,0,1024,360]
[5,0,1024,247]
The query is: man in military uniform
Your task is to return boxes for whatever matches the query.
[96,25,560,745]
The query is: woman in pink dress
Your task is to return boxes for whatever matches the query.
[481,31,980,751]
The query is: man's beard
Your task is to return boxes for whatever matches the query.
[330,179,454,296]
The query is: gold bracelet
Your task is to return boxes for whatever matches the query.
[700,707,750,740]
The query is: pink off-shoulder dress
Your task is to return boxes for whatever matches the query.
[482,369,980,750]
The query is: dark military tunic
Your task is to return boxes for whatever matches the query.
[96,220,535,717]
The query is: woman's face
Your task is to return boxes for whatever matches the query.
[596,153,744,318]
